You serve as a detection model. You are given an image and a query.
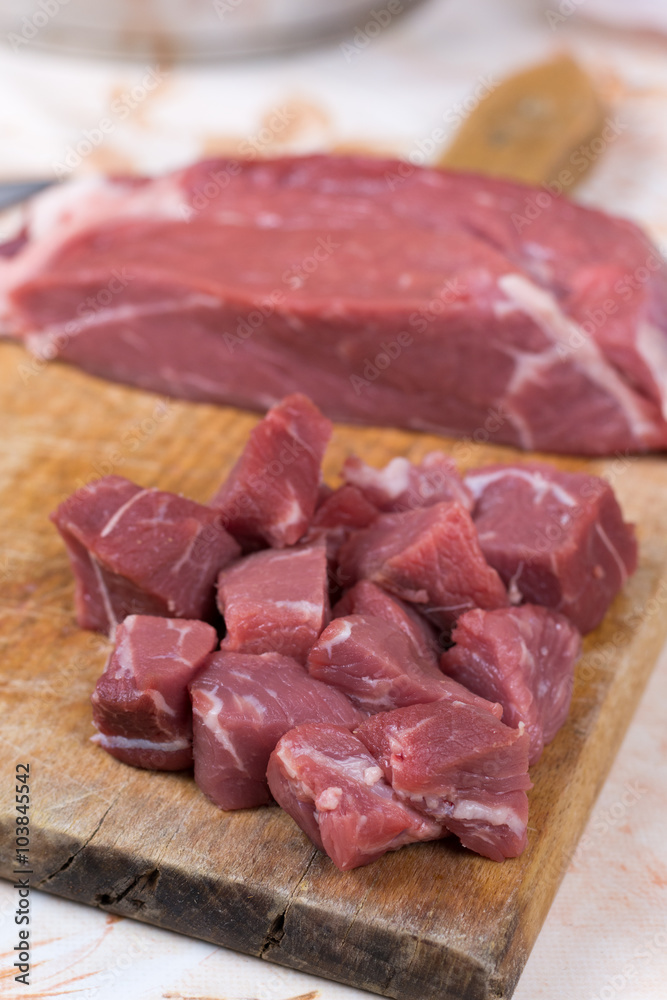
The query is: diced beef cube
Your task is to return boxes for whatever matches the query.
[356,701,532,862]
[216,541,330,663]
[91,615,217,770]
[313,484,379,529]
[308,614,502,718]
[338,502,508,630]
[305,484,379,571]
[51,475,241,636]
[333,579,441,667]
[441,605,581,764]
[209,393,332,549]
[343,451,472,513]
[267,723,443,870]
[466,463,638,633]
[189,651,363,810]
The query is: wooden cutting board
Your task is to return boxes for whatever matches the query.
[1,340,667,1000]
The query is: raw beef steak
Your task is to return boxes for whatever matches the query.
[189,651,363,810]
[441,605,582,763]
[307,614,502,717]
[216,540,330,663]
[338,501,508,630]
[210,393,332,549]
[466,463,638,633]
[356,701,532,861]
[3,156,667,456]
[267,723,443,870]
[91,615,217,770]
[51,475,241,635]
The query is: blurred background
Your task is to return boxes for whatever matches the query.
[1,0,666,252]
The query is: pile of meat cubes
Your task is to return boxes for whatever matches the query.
[52,394,637,871]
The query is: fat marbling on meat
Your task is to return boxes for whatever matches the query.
[307,613,502,718]
[267,723,443,871]
[342,452,472,513]
[338,501,508,630]
[189,650,364,811]
[91,614,217,769]
[3,155,667,457]
[466,463,638,633]
[441,605,582,764]
[209,393,332,549]
[356,700,532,862]
[51,475,241,635]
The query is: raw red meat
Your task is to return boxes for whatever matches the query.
[312,484,379,530]
[91,615,217,770]
[216,540,330,663]
[356,701,532,862]
[51,475,241,635]
[333,579,441,667]
[338,501,508,630]
[189,650,363,810]
[441,606,581,764]
[307,613,502,718]
[3,156,667,456]
[209,393,332,549]
[306,483,379,564]
[342,452,472,513]
[466,463,638,633]
[267,723,443,870]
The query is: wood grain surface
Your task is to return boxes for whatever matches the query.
[1,340,666,999]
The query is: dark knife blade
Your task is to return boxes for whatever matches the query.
[0,180,54,211]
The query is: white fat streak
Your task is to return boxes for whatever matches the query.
[151,690,177,717]
[273,496,305,532]
[498,273,655,442]
[322,618,353,657]
[194,687,250,775]
[595,522,629,585]
[26,294,220,356]
[90,555,118,637]
[347,457,411,500]
[451,798,525,838]
[272,600,321,616]
[91,732,189,752]
[465,467,578,507]
[111,616,136,679]
[99,489,150,538]
[261,546,317,564]
[636,322,667,421]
